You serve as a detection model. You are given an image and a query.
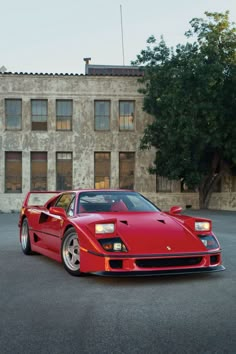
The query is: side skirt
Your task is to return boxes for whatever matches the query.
[31,244,62,263]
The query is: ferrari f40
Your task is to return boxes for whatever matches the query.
[19,190,225,276]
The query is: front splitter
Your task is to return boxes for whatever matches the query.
[92,265,225,277]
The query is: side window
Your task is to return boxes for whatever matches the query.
[55,193,75,211]
[67,197,75,216]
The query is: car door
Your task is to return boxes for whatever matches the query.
[40,193,76,253]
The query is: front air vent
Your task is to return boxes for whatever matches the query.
[39,212,49,223]
[109,260,123,269]
[210,255,219,264]
[157,219,165,224]
[33,233,39,243]
[120,220,128,225]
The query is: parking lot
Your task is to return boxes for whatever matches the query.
[0,210,235,354]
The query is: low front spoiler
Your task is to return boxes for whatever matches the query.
[92,265,225,277]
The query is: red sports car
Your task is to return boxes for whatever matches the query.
[19,190,225,276]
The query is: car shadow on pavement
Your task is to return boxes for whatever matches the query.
[85,271,225,287]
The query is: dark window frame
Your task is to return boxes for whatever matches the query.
[56,152,73,191]
[56,99,73,131]
[31,152,47,191]
[31,99,48,131]
[5,152,22,193]
[119,152,135,189]
[5,99,22,130]
[94,100,110,131]
[119,100,135,131]
[94,152,111,189]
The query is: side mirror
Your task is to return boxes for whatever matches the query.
[49,206,67,218]
[169,205,182,215]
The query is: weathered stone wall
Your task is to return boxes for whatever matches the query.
[0,191,235,213]
[0,73,235,212]
[144,192,236,211]
[143,192,199,211]
[208,192,236,211]
[0,73,156,212]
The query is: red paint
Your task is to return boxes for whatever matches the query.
[19,190,224,275]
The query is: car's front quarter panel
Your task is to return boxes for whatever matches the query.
[73,212,224,275]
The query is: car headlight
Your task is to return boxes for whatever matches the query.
[95,223,115,234]
[98,237,127,252]
[195,221,210,231]
[199,235,219,249]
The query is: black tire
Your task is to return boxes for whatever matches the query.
[61,228,82,276]
[20,218,32,255]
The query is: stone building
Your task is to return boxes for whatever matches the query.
[0,63,235,212]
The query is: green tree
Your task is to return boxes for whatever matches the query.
[133,11,236,208]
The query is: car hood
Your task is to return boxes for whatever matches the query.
[79,211,207,254]
[116,212,206,254]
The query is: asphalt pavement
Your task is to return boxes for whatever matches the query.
[0,210,235,354]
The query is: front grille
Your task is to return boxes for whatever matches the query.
[136,257,203,268]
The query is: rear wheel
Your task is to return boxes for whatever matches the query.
[61,228,81,276]
[20,218,32,255]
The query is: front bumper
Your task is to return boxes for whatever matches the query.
[81,248,225,276]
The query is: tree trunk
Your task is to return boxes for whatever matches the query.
[199,172,223,209]
[198,152,228,209]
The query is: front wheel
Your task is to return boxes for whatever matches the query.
[20,218,32,255]
[61,228,82,276]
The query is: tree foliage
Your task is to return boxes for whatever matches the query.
[133,11,236,208]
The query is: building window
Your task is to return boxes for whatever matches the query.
[156,176,172,192]
[119,101,134,131]
[94,152,110,189]
[94,101,110,130]
[56,152,72,190]
[5,99,22,130]
[31,100,48,130]
[5,152,22,193]
[119,152,135,189]
[56,100,72,130]
[31,152,47,191]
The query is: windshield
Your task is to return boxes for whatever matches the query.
[77,191,160,213]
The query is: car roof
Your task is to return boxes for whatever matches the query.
[60,189,135,194]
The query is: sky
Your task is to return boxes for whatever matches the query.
[1,0,236,75]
